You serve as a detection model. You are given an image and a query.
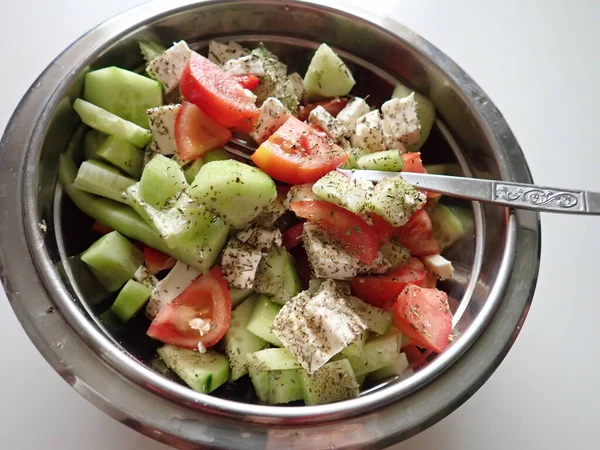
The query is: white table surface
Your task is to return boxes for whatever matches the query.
[2,0,600,449]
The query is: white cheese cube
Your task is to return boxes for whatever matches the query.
[220,239,263,290]
[351,109,385,152]
[236,226,283,253]
[308,106,347,141]
[302,223,359,280]
[337,97,370,135]
[146,261,201,318]
[272,283,367,374]
[147,41,192,94]
[284,183,318,208]
[288,72,305,101]
[249,97,291,144]
[208,40,249,65]
[146,104,181,156]
[134,265,159,289]
[422,254,454,280]
[381,93,421,148]
[223,54,265,76]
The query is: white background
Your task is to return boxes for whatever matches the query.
[1,0,599,449]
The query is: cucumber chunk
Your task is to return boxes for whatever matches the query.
[356,150,404,172]
[252,44,299,113]
[139,40,167,63]
[339,330,369,359]
[97,135,145,179]
[73,160,136,204]
[139,154,188,208]
[83,129,107,160]
[392,83,435,152]
[312,170,372,215]
[379,238,411,270]
[190,160,277,229]
[84,66,163,129]
[254,245,301,305]
[347,296,393,335]
[304,43,355,100]
[246,295,283,346]
[225,296,269,381]
[230,287,253,308]
[184,158,205,184]
[248,362,270,403]
[81,231,143,292]
[73,99,152,148]
[431,204,470,249]
[157,345,230,394]
[268,370,303,404]
[110,279,152,322]
[248,348,302,372]
[202,147,232,163]
[298,359,359,406]
[367,176,425,227]
[340,147,370,170]
[346,328,401,376]
[368,352,409,380]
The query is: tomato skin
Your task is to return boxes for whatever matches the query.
[235,74,260,91]
[180,52,258,131]
[350,257,427,309]
[290,200,379,264]
[251,116,348,184]
[147,266,231,350]
[175,102,232,161]
[402,152,440,199]
[91,221,112,235]
[282,223,305,250]
[393,284,452,353]
[421,271,438,289]
[369,212,398,245]
[395,209,441,257]
[297,98,349,121]
[143,246,176,275]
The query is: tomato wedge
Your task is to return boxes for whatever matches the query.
[369,212,398,245]
[235,74,261,91]
[395,209,441,257]
[393,284,452,353]
[143,246,176,275]
[350,257,427,309]
[421,271,438,289]
[147,266,231,350]
[251,116,348,184]
[402,152,440,199]
[290,200,379,264]
[180,52,259,131]
[297,97,349,121]
[282,222,305,250]
[175,102,232,161]
[91,221,112,235]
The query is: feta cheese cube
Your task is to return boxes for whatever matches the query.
[147,41,192,94]
[236,226,283,253]
[208,40,249,65]
[146,104,181,156]
[146,261,201,318]
[351,110,385,152]
[249,97,291,144]
[284,183,318,208]
[287,72,305,100]
[337,97,370,135]
[272,282,367,374]
[381,93,421,148]
[223,54,265,76]
[134,265,159,289]
[308,106,347,141]
[422,254,454,280]
[220,239,263,290]
[302,223,359,280]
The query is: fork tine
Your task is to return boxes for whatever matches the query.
[223,141,254,161]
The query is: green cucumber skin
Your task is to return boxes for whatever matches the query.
[111,279,152,322]
[246,295,283,347]
[139,154,188,208]
[73,160,136,204]
[97,135,145,179]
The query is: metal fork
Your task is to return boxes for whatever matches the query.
[224,138,600,215]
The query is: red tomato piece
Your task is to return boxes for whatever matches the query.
[282,222,305,250]
[369,212,399,245]
[175,101,232,161]
[350,257,427,309]
[421,271,438,289]
[401,343,423,364]
[234,74,261,91]
[393,284,453,353]
[180,52,259,131]
[395,209,441,257]
[143,246,176,275]
[91,221,112,235]
[297,97,349,121]
[402,152,440,199]
[147,266,231,350]
[251,116,348,184]
[290,200,379,264]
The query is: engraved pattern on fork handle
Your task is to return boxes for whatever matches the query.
[493,183,583,210]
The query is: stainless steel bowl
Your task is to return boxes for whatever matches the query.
[0,0,540,448]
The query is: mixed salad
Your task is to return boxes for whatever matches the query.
[59,38,472,406]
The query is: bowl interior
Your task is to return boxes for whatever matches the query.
[34,0,512,413]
